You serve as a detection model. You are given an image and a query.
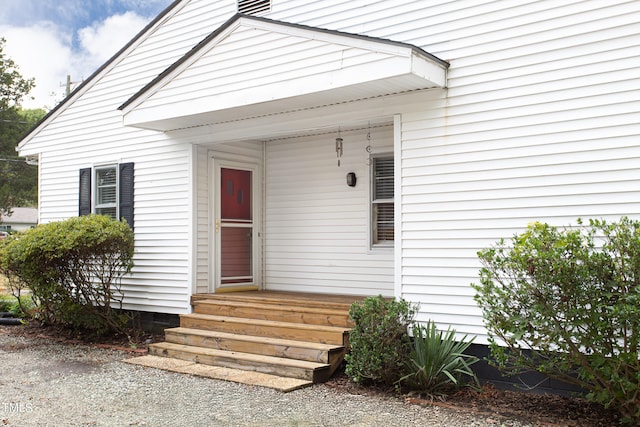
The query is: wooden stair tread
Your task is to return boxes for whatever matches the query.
[181,313,350,333]
[192,299,353,327]
[124,355,313,392]
[193,299,351,316]
[150,342,329,370]
[180,313,349,345]
[191,292,358,311]
[166,327,343,351]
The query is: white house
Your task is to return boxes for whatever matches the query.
[17,0,640,344]
[0,207,38,232]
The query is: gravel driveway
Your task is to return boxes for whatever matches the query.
[0,331,531,426]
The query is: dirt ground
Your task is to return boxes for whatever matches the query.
[325,371,620,427]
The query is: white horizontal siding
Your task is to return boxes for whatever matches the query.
[392,1,640,341]
[20,0,640,329]
[21,0,241,314]
[129,22,425,127]
[195,144,210,295]
[260,0,640,341]
[265,125,394,296]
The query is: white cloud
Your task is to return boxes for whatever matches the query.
[0,22,73,110]
[76,11,149,73]
[1,11,151,110]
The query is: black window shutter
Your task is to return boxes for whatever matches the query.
[79,168,92,216]
[119,162,134,229]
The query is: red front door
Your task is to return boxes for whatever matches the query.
[218,167,254,287]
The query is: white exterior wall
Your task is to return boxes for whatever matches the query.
[269,0,640,338]
[265,126,394,296]
[404,1,640,339]
[19,0,640,331]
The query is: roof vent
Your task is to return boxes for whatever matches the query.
[238,0,271,15]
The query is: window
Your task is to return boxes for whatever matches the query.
[238,0,270,15]
[372,155,394,246]
[79,163,134,229]
[95,166,117,218]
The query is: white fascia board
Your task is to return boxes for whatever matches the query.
[123,55,445,131]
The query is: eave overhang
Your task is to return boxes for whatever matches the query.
[119,14,449,132]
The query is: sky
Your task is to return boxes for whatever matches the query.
[0,0,175,110]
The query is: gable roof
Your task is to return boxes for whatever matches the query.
[16,0,183,153]
[119,13,449,132]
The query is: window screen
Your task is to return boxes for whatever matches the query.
[238,0,270,15]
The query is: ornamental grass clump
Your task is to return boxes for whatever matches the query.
[399,320,479,396]
[473,217,640,424]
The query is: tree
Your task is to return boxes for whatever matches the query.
[0,38,40,219]
[0,38,35,111]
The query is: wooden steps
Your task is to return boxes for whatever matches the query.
[149,342,332,382]
[148,291,360,386]
[164,327,345,366]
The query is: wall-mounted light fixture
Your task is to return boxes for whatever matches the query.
[346,172,357,187]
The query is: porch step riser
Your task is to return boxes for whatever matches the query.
[192,301,353,328]
[149,342,331,382]
[180,314,349,346]
[164,328,344,365]
[191,293,357,312]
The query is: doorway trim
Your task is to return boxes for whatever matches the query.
[210,157,262,293]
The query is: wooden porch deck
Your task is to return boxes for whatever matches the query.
[191,290,367,306]
[145,291,365,390]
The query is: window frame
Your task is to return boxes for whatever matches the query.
[79,162,134,230]
[94,164,118,219]
[370,153,394,249]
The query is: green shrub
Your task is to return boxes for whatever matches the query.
[345,295,416,386]
[399,320,479,396]
[473,217,640,424]
[0,293,35,318]
[0,215,134,336]
[0,294,11,312]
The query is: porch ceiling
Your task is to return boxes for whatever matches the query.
[119,14,448,133]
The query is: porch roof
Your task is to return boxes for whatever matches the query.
[119,13,448,133]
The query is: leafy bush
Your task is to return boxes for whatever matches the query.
[0,293,12,312]
[0,215,134,336]
[345,295,416,386]
[399,320,479,396]
[473,217,640,424]
[0,293,35,318]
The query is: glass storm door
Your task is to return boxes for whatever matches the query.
[216,166,255,289]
